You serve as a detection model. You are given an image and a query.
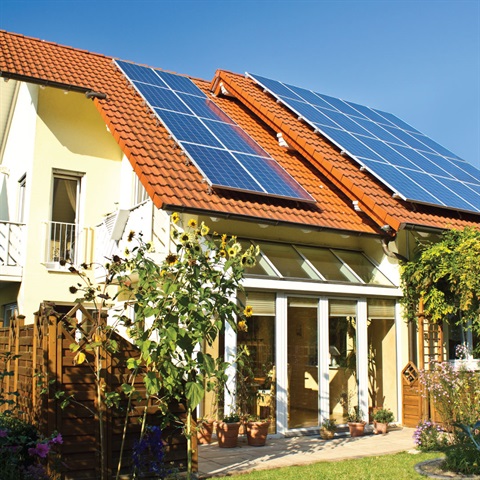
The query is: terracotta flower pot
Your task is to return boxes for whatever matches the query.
[373,421,388,435]
[320,428,335,440]
[348,421,366,437]
[197,420,215,444]
[246,421,270,446]
[216,421,240,448]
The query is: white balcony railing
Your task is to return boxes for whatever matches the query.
[45,221,78,264]
[0,221,24,267]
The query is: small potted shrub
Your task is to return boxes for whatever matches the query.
[197,417,216,445]
[346,408,366,437]
[245,415,270,446]
[372,408,394,435]
[216,413,241,448]
[320,418,337,440]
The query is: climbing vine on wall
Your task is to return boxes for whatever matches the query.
[400,226,480,349]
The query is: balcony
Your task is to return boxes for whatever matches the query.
[45,221,78,269]
[0,221,24,281]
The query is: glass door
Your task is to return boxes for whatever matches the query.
[287,297,318,428]
[328,300,357,424]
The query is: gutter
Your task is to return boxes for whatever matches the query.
[0,71,107,100]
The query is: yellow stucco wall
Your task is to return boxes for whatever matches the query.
[17,86,124,321]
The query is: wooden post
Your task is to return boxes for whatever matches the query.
[418,298,425,371]
[47,314,58,438]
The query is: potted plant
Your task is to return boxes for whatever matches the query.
[245,415,270,446]
[216,413,241,448]
[320,418,337,440]
[346,408,366,437]
[372,407,394,435]
[197,417,216,444]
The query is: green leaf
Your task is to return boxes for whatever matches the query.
[145,372,161,395]
[126,358,140,370]
[121,383,134,395]
[185,381,204,409]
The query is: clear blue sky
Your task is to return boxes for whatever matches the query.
[1,0,479,168]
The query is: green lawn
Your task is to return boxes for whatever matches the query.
[215,451,442,479]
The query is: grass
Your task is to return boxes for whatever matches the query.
[215,451,442,479]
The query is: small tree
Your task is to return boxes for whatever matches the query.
[68,215,258,479]
[400,226,480,353]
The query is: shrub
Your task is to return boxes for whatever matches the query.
[373,408,394,424]
[0,414,62,480]
[413,421,448,452]
[320,418,337,432]
[443,440,480,476]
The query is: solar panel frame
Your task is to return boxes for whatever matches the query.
[248,72,480,214]
[116,61,315,203]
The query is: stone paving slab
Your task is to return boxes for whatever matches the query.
[196,427,416,478]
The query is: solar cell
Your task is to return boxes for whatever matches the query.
[248,72,480,214]
[116,61,314,202]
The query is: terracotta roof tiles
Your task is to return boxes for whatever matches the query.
[214,70,480,231]
[1,30,477,235]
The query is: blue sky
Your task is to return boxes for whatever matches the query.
[1,0,479,168]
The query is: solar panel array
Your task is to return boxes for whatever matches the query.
[115,61,314,203]
[248,73,480,214]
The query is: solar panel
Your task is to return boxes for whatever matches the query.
[115,61,314,203]
[248,73,480,214]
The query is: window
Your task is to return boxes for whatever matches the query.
[133,174,149,205]
[47,172,81,263]
[3,303,17,327]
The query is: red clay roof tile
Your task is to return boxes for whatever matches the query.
[2,31,477,235]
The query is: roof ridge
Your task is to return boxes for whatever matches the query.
[0,29,112,61]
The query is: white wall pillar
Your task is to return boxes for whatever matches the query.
[318,297,330,423]
[276,293,288,435]
[357,298,368,421]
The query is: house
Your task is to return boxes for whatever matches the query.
[1,30,479,436]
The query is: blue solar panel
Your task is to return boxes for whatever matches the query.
[153,109,222,147]
[249,72,480,214]
[116,61,314,202]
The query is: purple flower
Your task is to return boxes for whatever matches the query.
[0,429,7,438]
[49,433,63,445]
[28,442,50,458]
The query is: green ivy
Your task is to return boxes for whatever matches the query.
[400,227,480,349]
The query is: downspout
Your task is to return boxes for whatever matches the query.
[381,235,408,263]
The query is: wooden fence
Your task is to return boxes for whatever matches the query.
[0,304,193,479]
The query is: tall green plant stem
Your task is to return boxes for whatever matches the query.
[115,366,139,480]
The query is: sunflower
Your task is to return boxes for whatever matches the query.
[218,249,227,258]
[232,242,242,253]
[237,320,248,332]
[171,212,180,224]
[180,232,191,244]
[165,253,178,266]
[188,219,197,228]
[200,223,210,236]
[243,305,254,317]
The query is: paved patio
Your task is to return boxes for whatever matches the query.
[196,427,416,478]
